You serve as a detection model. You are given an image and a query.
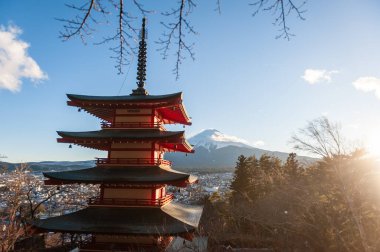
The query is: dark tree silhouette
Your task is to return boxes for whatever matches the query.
[230,155,251,196]
[58,0,307,78]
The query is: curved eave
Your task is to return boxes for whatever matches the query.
[157,104,192,126]
[67,92,183,103]
[82,107,113,122]
[57,130,185,140]
[43,166,197,187]
[56,130,193,152]
[67,93,182,114]
[32,203,203,236]
[161,139,194,153]
[67,93,192,125]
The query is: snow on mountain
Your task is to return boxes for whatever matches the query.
[188,129,254,150]
[167,129,316,171]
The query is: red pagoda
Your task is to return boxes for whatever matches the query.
[33,18,203,251]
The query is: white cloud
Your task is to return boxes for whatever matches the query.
[353,76,380,99]
[302,69,338,85]
[0,24,47,92]
[253,140,265,147]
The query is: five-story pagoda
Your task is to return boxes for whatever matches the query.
[33,18,203,251]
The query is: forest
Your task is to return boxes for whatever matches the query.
[202,118,380,252]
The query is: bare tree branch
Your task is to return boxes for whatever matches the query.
[97,0,137,74]
[57,0,307,78]
[133,0,153,15]
[157,0,197,80]
[95,0,138,74]
[30,187,68,220]
[291,117,355,159]
[250,0,306,40]
[58,0,137,74]
[215,0,222,14]
[57,0,108,43]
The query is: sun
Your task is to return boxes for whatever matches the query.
[366,133,380,160]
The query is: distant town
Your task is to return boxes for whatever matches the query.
[0,169,233,216]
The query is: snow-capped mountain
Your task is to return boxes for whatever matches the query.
[166,129,315,171]
[189,129,253,150]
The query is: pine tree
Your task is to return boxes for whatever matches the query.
[246,154,282,201]
[283,153,303,179]
[230,155,252,198]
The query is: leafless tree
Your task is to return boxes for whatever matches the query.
[291,117,376,252]
[1,165,30,251]
[291,116,350,159]
[58,0,307,78]
[0,165,99,251]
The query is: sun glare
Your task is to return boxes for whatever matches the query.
[366,133,380,160]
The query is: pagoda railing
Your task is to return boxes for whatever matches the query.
[96,158,172,166]
[88,194,174,207]
[101,122,164,129]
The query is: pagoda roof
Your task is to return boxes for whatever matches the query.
[57,129,193,153]
[67,92,183,102]
[32,202,203,236]
[67,92,192,125]
[57,129,183,139]
[43,166,197,186]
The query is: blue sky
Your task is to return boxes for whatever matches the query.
[1,0,380,162]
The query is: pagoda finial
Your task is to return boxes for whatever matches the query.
[131,17,148,96]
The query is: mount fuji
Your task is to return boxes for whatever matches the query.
[166,129,314,171]
[189,129,253,150]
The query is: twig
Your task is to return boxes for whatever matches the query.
[157,0,197,80]
[250,0,307,40]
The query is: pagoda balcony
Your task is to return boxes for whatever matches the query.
[96,158,172,166]
[88,194,174,207]
[101,122,165,130]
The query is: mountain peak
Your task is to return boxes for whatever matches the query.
[189,129,253,150]
[193,129,221,137]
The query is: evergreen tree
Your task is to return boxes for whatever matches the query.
[283,153,303,179]
[248,154,282,201]
[230,155,252,199]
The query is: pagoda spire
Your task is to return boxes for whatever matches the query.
[131,17,148,96]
